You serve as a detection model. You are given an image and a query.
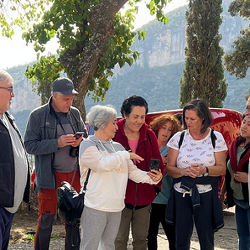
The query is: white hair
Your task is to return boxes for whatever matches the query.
[87,105,117,131]
[53,92,63,97]
[0,70,13,86]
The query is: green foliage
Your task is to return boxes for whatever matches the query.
[228,0,250,18]
[86,63,184,114]
[19,0,170,116]
[224,0,250,79]
[179,0,227,108]
[25,55,63,104]
[0,0,45,37]
[26,233,35,242]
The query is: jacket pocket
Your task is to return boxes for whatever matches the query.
[0,162,14,207]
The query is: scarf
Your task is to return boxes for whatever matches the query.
[229,137,250,183]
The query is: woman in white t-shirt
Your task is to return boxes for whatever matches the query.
[166,99,227,250]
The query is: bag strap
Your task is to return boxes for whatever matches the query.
[70,163,78,186]
[210,129,217,148]
[178,130,185,149]
[83,168,91,191]
[70,166,91,190]
[178,129,217,149]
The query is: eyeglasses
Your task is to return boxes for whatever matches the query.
[0,86,14,95]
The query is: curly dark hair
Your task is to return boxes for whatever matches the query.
[120,95,148,117]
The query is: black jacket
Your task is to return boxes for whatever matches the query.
[0,112,30,207]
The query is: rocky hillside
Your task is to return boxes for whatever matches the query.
[7,0,250,136]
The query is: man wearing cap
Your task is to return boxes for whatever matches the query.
[24,77,87,250]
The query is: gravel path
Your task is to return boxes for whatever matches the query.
[8,208,237,250]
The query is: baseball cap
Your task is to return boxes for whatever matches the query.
[52,77,78,95]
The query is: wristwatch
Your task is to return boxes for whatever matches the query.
[204,166,209,177]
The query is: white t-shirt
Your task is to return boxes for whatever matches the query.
[167,128,228,194]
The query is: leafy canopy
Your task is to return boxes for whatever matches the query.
[20,0,170,111]
[0,0,47,37]
[224,0,250,79]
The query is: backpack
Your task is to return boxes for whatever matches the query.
[178,129,217,149]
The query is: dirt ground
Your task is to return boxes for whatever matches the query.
[8,206,238,250]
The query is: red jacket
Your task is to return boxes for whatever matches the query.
[115,118,165,207]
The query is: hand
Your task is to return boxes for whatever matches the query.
[57,134,78,148]
[219,193,227,210]
[185,164,205,178]
[147,169,162,182]
[161,153,168,165]
[234,171,248,183]
[183,165,198,178]
[71,135,83,147]
[129,152,144,163]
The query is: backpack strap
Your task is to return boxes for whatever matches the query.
[178,129,217,149]
[210,129,217,149]
[178,131,185,149]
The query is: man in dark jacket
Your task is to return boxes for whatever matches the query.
[0,70,30,250]
[24,77,86,250]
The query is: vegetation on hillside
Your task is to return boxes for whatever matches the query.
[224,0,250,101]
[12,0,171,119]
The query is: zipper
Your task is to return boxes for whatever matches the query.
[133,183,138,210]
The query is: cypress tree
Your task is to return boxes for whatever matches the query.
[179,0,227,108]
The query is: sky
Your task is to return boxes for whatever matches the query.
[0,0,188,70]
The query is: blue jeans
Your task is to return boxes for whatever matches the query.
[233,197,250,250]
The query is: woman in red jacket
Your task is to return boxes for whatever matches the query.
[114,95,164,250]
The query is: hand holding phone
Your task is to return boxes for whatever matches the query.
[149,159,161,172]
[74,132,84,139]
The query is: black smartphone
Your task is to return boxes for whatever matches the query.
[149,159,161,171]
[74,132,84,139]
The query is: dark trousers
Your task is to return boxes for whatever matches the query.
[175,190,214,250]
[147,203,176,250]
[0,207,14,250]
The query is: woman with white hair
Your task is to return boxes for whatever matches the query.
[79,105,162,250]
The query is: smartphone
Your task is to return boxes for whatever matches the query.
[149,159,161,171]
[74,132,85,139]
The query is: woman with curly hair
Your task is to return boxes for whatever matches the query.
[147,114,181,250]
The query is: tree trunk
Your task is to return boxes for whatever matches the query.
[59,0,128,120]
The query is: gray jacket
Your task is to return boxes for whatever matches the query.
[24,97,86,189]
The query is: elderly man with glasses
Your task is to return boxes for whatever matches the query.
[0,70,30,250]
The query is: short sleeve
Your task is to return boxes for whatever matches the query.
[213,131,228,152]
[167,131,182,151]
